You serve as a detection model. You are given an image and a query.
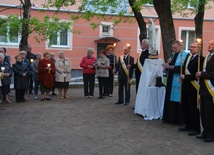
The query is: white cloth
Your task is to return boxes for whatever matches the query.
[134,59,165,120]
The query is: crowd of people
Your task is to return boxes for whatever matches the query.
[0,46,72,103]
[162,39,214,143]
[1,38,214,143]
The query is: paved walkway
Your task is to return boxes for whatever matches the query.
[0,86,213,155]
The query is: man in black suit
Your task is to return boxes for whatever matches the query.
[134,39,150,93]
[115,45,134,105]
[179,42,204,136]
[196,39,214,142]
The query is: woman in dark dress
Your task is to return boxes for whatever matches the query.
[0,53,12,103]
[13,54,30,103]
[38,52,56,101]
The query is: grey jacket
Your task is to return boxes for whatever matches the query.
[96,57,109,77]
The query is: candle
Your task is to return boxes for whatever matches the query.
[127,43,131,49]
[113,43,116,47]
[196,38,202,45]
[47,64,51,73]
[1,67,5,72]
[180,39,183,48]
[30,59,34,63]
[1,67,5,79]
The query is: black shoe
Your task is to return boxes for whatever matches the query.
[46,98,51,101]
[178,125,191,131]
[203,137,214,142]
[115,102,123,104]
[188,131,200,136]
[52,93,56,95]
[124,102,129,105]
[196,134,206,139]
[29,92,33,94]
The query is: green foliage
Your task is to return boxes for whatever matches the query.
[0,14,72,45]
[171,0,209,16]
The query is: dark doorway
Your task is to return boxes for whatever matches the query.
[97,43,113,59]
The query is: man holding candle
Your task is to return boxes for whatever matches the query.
[26,45,36,94]
[196,39,214,142]
[38,52,56,101]
[179,42,204,135]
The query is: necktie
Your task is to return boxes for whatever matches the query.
[207,54,212,62]
[123,55,126,61]
[190,55,194,61]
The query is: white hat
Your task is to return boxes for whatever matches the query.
[19,50,27,55]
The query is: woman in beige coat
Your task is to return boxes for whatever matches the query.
[55,51,72,99]
[96,50,109,99]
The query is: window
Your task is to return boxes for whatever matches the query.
[100,22,113,37]
[49,29,69,47]
[0,19,20,45]
[144,0,153,6]
[85,0,128,14]
[181,30,195,51]
[184,0,198,8]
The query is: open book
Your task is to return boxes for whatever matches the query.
[162,63,170,69]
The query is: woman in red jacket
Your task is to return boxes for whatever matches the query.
[38,52,56,101]
[80,48,97,98]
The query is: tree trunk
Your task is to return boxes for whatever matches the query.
[128,0,147,43]
[194,0,205,54]
[153,0,176,62]
[19,0,31,51]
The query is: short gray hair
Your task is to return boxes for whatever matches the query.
[142,39,149,46]
[87,48,94,54]
[58,51,64,56]
[0,53,5,58]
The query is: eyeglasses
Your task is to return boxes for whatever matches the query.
[190,46,197,48]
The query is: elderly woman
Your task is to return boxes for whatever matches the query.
[13,55,30,103]
[38,52,56,101]
[80,48,97,98]
[55,51,72,99]
[32,53,42,99]
[106,45,117,97]
[96,50,110,99]
[0,53,12,103]
[0,53,4,103]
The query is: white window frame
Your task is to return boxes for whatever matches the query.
[137,25,160,54]
[178,27,195,51]
[99,22,113,37]
[0,15,20,47]
[46,20,73,50]
[186,0,197,8]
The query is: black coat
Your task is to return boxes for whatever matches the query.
[13,62,29,89]
[134,49,149,80]
[200,54,214,97]
[0,62,12,86]
[116,55,134,81]
[182,54,204,92]
[106,54,117,75]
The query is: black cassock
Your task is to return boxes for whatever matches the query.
[163,52,184,124]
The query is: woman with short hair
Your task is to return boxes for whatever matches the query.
[0,53,12,103]
[13,54,30,103]
[80,48,97,98]
[38,52,56,101]
[96,50,109,99]
[55,51,72,99]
